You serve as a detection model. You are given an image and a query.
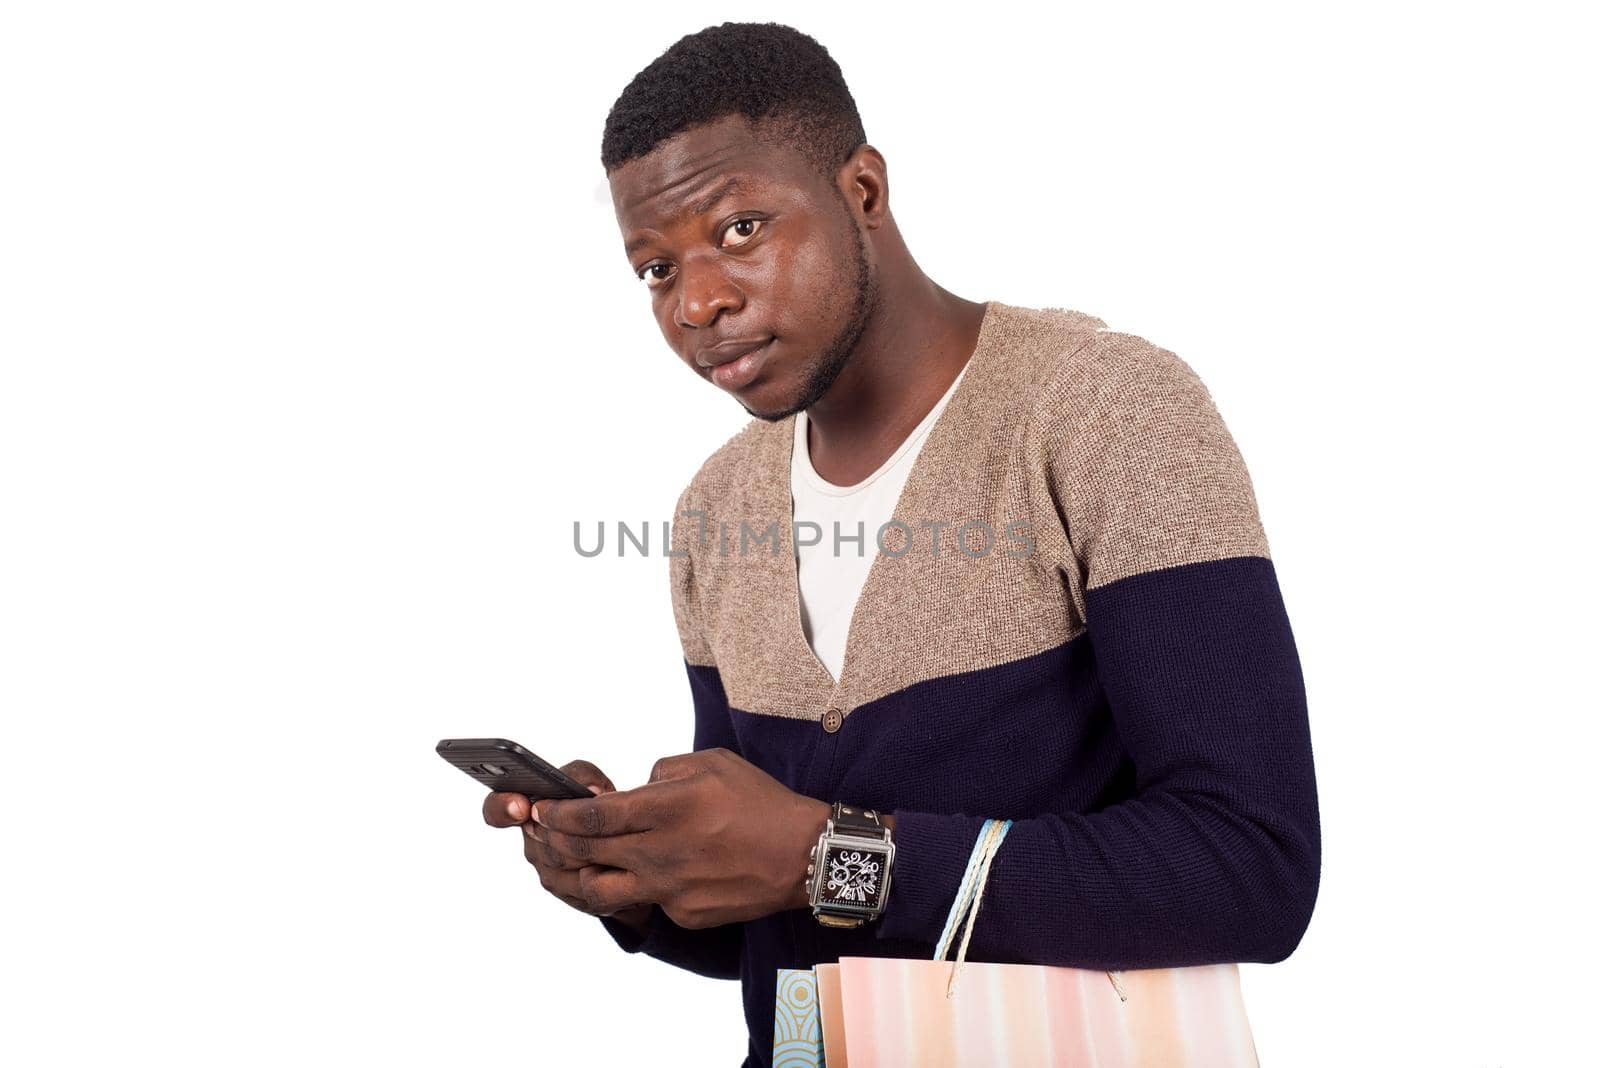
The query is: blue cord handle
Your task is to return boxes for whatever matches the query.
[932,818,1012,961]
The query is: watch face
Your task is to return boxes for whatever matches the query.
[820,843,889,909]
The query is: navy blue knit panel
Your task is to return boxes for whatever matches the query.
[688,661,740,754]
[596,659,745,981]
[877,554,1320,969]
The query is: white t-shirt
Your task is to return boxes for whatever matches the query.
[790,360,971,683]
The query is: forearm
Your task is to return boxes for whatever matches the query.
[879,788,1317,968]
[876,557,1321,968]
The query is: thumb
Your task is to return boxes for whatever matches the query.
[560,759,616,794]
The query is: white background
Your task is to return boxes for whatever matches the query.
[3,2,1595,1065]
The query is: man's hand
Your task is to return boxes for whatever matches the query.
[481,759,654,933]
[528,748,832,930]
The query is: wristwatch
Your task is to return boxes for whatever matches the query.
[806,802,895,928]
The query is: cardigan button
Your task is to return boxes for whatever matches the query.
[821,707,843,733]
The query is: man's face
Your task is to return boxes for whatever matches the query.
[609,113,876,421]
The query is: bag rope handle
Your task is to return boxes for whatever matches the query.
[934,818,1128,1003]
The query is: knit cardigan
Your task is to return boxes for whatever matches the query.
[600,299,1321,1068]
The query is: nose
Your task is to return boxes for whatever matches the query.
[674,253,744,330]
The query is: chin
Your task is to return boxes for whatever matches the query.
[740,398,804,423]
[737,385,809,422]
[730,372,810,422]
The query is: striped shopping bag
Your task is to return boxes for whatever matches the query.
[777,818,1260,1067]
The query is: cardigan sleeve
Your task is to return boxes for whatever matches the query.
[873,331,1322,968]
[596,482,745,981]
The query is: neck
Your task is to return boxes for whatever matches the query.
[803,268,986,486]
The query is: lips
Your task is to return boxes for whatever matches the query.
[707,338,773,390]
[696,336,775,369]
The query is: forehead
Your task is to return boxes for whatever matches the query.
[609,114,822,235]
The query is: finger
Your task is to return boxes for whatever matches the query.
[577,865,651,916]
[533,785,667,838]
[523,825,588,871]
[532,859,633,916]
[532,824,643,868]
[560,760,617,794]
[538,865,594,912]
[523,820,628,872]
[647,752,706,783]
[483,790,530,828]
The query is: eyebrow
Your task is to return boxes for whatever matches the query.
[624,176,747,258]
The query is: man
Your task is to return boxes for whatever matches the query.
[481,21,1320,1067]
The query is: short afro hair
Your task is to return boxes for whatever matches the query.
[600,22,867,180]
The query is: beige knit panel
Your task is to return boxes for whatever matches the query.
[675,420,835,715]
[1033,328,1271,594]
[673,300,1117,721]
[668,480,715,667]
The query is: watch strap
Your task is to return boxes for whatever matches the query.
[829,801,889,840]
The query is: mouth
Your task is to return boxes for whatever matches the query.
[705,339,774,391]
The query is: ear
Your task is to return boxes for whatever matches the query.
[835,144,890,230]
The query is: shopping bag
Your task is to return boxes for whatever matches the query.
[773,962,850,1068]
[773,967,826,1067]
[778,818,1261,1067]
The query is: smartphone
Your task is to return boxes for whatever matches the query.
[436,738,595,801]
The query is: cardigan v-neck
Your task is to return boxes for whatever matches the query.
[603,299,1321,1068]
[786,308,988,690]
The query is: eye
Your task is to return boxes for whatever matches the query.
[637,262,676,289]
[719,217,763,249]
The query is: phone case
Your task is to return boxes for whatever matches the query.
[436,738,594,801]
